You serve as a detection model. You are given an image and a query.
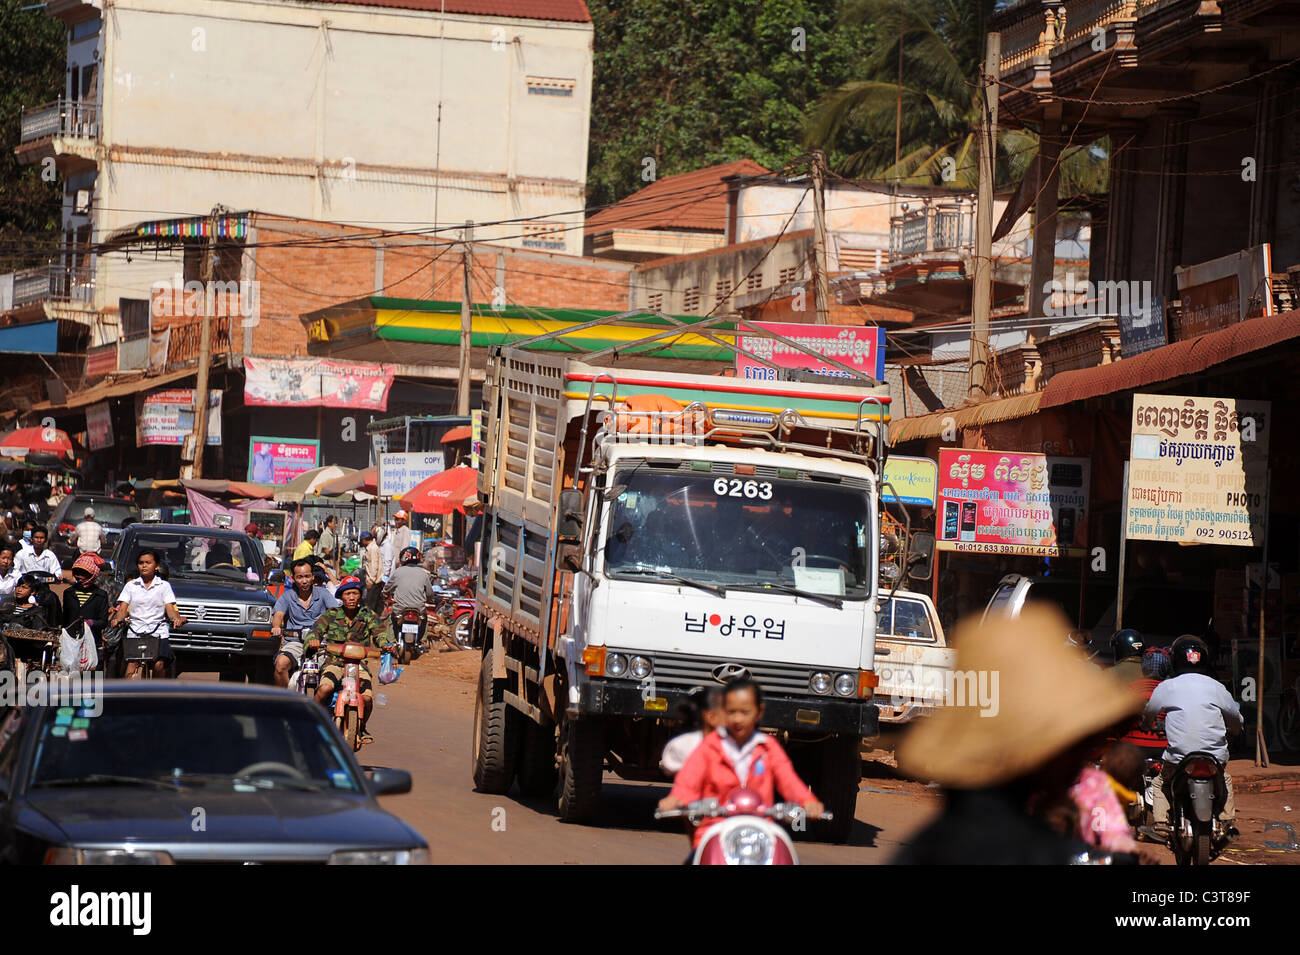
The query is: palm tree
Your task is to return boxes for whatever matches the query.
[806,0,1107,197]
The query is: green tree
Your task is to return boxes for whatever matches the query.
[0,0,64,274]
[804,0,1107,197]
[585,0,877,208]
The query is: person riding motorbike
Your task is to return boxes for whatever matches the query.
[383,546,437,650]
[61,554,111,669]
[0,571,61,628]
[309,576,386,743]
[1143,635,1242,837]
[270,557,340,688]
[1110,629,1145,683]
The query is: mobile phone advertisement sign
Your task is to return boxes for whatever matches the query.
[936,449,1090,556]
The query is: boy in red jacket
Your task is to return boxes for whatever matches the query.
[658,678,825,849]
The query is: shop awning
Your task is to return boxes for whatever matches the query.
[1040,311,1300,409]
[179,478,276,499]
[889,391,1042,444]
[30,367,196,414]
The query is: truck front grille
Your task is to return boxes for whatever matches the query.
[630,650,813,695]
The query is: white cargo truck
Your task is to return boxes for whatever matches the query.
[469,317,924,842]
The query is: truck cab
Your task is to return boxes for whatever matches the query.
[108,523,277,682]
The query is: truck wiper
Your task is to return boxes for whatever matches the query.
[614,568,726,597]
[723,581,843,610]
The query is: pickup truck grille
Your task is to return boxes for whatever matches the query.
[170,633,248,653]
[633,650,813,695]
[175,602,243,625]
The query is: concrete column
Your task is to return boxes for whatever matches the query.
[1248,78,1281,248]
[1152,108,1194,300]
[1026,108,1062,342]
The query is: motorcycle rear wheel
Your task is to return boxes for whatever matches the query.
[1193,824,1212,866]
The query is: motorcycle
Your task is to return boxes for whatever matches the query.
[1165,751,1232,866]
[653,786,831,865]
[430,575,474,651]
[330,641,370,752]
[390,607,426,664]
[1130,757,1164,839]
[284,630,323,697]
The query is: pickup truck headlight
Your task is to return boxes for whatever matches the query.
[328,849,430,865]
[44,847,175,865]
[246,605,272,624]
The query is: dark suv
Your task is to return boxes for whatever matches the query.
[47,494,140,568]
[108,523,277,682]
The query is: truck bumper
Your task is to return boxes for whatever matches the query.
[577,679,878,738]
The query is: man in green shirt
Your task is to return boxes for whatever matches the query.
[309,575,387,742]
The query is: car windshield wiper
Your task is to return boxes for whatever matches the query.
[33,774,190,791]
[722,581,844,610]
[173,772,328,792]
[613,567,726,597]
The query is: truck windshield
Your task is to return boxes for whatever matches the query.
[603,468,873,598]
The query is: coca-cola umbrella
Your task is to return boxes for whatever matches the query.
[0,426,75,459]
[399,466,479,515]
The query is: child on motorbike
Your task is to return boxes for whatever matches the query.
[657,678,824,851]
[660,687,724,778]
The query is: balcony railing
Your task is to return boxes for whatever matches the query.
[7,265,95,308]
[889,200,975,259]
[19,98,100,144]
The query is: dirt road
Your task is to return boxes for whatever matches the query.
[361,650,941,864]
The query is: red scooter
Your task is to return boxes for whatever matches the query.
[654,787,830,865]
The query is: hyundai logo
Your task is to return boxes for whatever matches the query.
[710,663,750,684]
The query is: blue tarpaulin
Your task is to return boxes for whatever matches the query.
[0,321,58,354]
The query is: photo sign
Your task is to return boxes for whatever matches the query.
[937,449,1090,556]
[378,451,445,497]
[1126,394,1270,547]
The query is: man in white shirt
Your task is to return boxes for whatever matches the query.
[75,507,105,554]
[15,527,62,579]
[0,543,20,597]
[391,510,412,556]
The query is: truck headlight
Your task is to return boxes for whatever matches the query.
[629,655,652,680]
[44,847,175,865]
[605,653,628,677]
[810,672,832,695]
[247,605,272,624]
[834,673,857,697]
[328,849,430,865]
[722,825,773,865]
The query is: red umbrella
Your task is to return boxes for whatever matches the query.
[0,426,74,458]
[440,425,472,443]
[399,466,479,514]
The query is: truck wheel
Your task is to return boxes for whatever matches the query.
[557,718,603,823]
[472,652,521,793]
[811,734,861,844]
[516,719,558,798]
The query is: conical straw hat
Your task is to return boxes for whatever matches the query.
[896,603,1142,789]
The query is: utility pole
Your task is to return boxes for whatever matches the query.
[810,151,832,326]
[456,221,473,416]
[968,32,1000,402]
[187,205,221,479]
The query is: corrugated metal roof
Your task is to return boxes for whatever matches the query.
[1040,311,1300,409]
[585,160,770,235]
[889,391,1042,444]
[310,0,591,22]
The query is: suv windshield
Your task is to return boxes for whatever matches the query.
[603,468,874,598]
[29,696,360,792]
[122,533,264,584]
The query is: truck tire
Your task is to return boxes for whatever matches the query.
[472,652,521,793]
[557,718,603,823]
[811,734,861,844]
[516,719,559,798]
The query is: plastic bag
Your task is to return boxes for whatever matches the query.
[378,651,399,684]
[59,621,98,673]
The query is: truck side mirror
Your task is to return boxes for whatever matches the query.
[907,531,935,582]
[558,489,584,539]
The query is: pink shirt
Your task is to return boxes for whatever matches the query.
[1070,766,1139,854]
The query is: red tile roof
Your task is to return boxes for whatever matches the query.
[309,0,591,23]
[585,159,770,235]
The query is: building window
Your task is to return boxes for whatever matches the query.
[522,222,566,250]
[120,298,150,340]
[526,76,576,97]
[746,272,763,293]
[779,267,800,286]
[647,292,664,311]
[715,279,733,306]
[683,286,701,312]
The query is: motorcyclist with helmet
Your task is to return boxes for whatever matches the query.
[383,546,436,649]
[308,576,386,743]
[1110,629,1145,683]
[1143,635,1242,835]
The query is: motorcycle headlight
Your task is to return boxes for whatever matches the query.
[328,848,431,865]
[810,671,832,695]
[629,655,652,680]
[721,825,774,865]
[834,673,857,697]
[44,847,175,865]
[605,653,628,677]
[246,605,272,624]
